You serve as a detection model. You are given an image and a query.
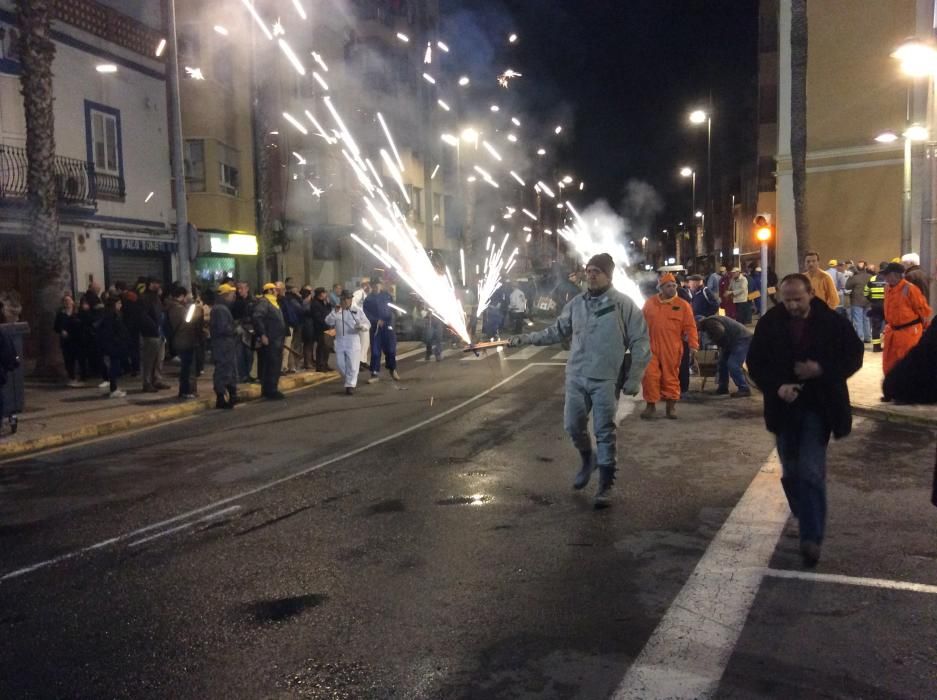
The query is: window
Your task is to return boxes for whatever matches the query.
[184,139,205,192]
[91,110,119,175]
[84,101,124,200]
[218,143,239,196]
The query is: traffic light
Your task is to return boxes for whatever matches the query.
[753,214,772,242]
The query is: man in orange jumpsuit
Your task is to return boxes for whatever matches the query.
[883,261,932,376]
[642,273,699,419]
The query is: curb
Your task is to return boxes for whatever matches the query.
[0,371,339,461]
[852,403,937,428]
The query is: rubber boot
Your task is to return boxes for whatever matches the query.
[666,400,678,419]
[572,450,596,490]
[640,402,656,420]
[594,464,616,508]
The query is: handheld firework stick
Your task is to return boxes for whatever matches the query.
[462,340,511,357]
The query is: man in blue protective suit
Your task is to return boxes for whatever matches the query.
[363,279,400,383]
[509,253,651,508]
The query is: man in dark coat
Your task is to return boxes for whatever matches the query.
[211,284,239,409]
[139,278,169,392]
[747,273,863,567]
[252,283,287,399]
[308,287,333,372]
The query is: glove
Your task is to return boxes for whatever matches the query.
[508,335,526,348]
[620,379,641,397]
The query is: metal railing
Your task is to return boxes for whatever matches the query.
[0,144,103,208]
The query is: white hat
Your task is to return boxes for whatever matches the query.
[901,252,920,266]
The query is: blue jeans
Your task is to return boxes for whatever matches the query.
[776,409,830,544]
[237,339,254,381]
[564,375,617,467]
[849,305,871,342]
[717,338,750,392]
[370,324,397,374]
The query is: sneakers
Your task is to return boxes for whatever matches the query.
[66,380,83,388]
[640,402,656,420]
[391,369,401,381]
[98,381,110,390]
[665,400,678,419]
[731,388,752,398]
[593,464,616,508]
[367,374,379,384]
[180,393,197,400]
[572,450,596,490]
[800,540,821,567]
[345,387,355,395]
[109,389,126,398]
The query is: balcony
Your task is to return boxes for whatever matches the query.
[0,144,105,209]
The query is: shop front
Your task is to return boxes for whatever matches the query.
[102,236,175,287]
[194,232,258,288]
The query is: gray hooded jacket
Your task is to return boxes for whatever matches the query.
[519,287,650,392]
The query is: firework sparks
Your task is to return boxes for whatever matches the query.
[437,99,451,111]
[278,38,305,75]
[311,51,329,72]
[437,40,449,52]
[312,72,329,91]
[510,171,525,186]
[283,111,308,134]
[522,208,537,221]
[424,43,432,64]
[291,0,307,20]
[537,181,556,198]
[377,112,405,172]
[497,68,522,88]
[482,140,502,161]
[240,0,273,40]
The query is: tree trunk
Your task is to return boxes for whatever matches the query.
[790,0,809,262]
[16,0,65,379]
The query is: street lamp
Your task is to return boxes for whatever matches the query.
[689,108,712,253]
[892,40,937,77]
[695,209,705,236]
[755,217,772,315]
[680,166,696,232]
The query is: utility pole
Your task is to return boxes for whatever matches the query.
[166,0,191,285]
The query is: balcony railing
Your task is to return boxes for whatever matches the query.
[0,144,100,208]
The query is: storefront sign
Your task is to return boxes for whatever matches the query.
[102,237,177,253]
[210,233,258,256]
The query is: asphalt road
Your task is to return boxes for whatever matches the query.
[0,345,934,698]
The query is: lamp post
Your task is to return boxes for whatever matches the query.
[689,109,712,251]
[891,38,937,309]
[680,167,696,252]
[166,0,191,285]
[756,222,772,316]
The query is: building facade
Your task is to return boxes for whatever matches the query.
[0,0,172,335]
[773,0,919,275]
[176,1,259,289]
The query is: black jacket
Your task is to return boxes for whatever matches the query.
[96,310,130,357]
[139,290,162,338]
[747,297,863,438]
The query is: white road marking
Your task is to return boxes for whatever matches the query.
[396,347,428,360]
[764,568,937,595]
[551,350,570,361]
[613,452,789,699]
[505,345,549,360]
[0,363,563,584]
[415,349,459,362]
[127,505,242,548]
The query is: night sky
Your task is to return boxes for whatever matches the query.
[440,0,759,238]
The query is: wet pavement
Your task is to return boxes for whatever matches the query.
[0,345,934,698]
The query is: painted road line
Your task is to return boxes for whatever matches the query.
[613,452,790,700]
[415,349,459,363]
[551,350,570,361]
[505,345,550,360]
[764,568,937,595]
[0,363,564,584]
[127,506,242,548]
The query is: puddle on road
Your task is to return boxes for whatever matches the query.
[244,593,327,623]
[435,494,492,506]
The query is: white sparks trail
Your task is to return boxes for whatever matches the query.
[283,111,308,134]
[476,231,516,318]
[291,0,307,20]
[559,201,644,307]
[377,112,404,172]
[278,38,305,75]
[510,171,525,186]
[240,0,273,40]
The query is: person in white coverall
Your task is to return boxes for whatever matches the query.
[509,252,650,507]
[326,290,371,395]
[352,279,370,368]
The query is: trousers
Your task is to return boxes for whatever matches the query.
[868,306,884,351]
[259,341,283,396]
[564,375,617,467]
[717,337,750,391]
[849,305,871,342]
[776,409,830,544]
[334,336,362,387]
[883,323,924,375]
[370,325,397,373]
[141,337,164,388]
[642,343,683,403]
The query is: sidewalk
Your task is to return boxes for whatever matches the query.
[0,341,424,460]
[847,350,937,426]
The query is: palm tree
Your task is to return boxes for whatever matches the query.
[790,0,809,261]
[16,0,65,377]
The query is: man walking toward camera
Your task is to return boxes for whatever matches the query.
[747,274,863,567]
[509,253,650,507]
